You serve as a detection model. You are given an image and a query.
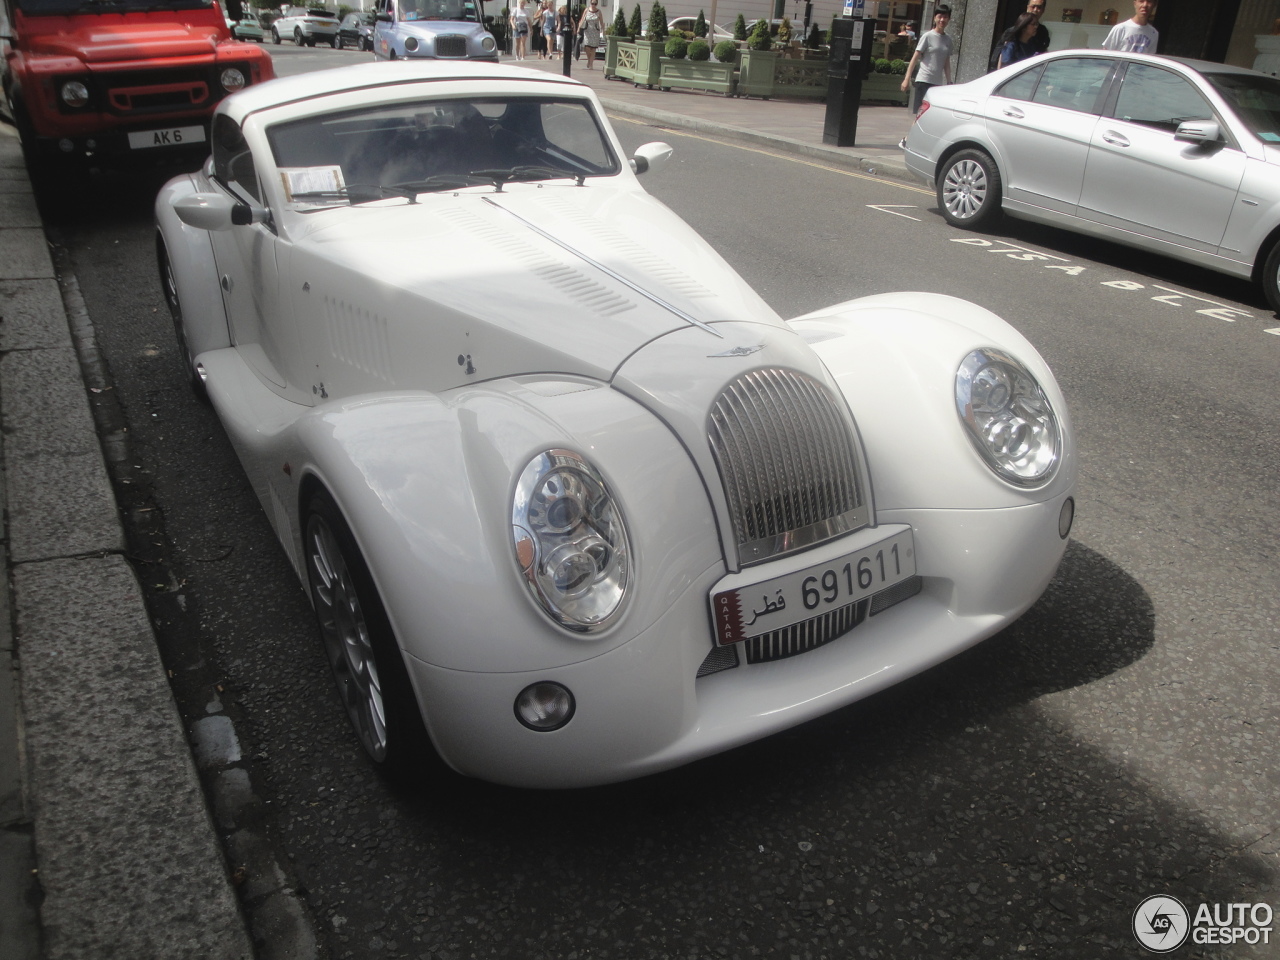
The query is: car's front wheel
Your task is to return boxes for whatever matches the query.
[304,490,434,778]
[937,148,1002,229]
[329,35,338,47]
[272,27,281,43]
[157,238,208,403]
[1261,240,1280,315]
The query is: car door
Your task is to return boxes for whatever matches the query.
[208,115,307,402]
[1077,61,1246,253]
[984,55,1117,215]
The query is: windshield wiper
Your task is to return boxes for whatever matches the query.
[290,176,492,209]
[469,165,586,190]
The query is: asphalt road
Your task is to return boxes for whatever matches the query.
[49,45,1279,959]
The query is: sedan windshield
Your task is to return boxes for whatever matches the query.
[1205,72,1280,143]
[267,97,620,205]
[399,0,481,22]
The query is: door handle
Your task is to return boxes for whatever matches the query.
[1101,130,1130,147]
[221,274,233,293]
[1002,106,1025,119]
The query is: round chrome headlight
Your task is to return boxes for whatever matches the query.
[481,35,497,51]
[60,81,90,108]
[512,449,630,633]
[956,348,1061,486]
[220,67,247,93]
[404,35,419,51]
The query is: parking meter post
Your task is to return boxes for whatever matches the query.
[823,17,872,147]
[562,24,573,75]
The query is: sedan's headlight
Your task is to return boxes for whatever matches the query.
[220,67,247,93]
[512,449,630,633]
[955,348,1060,485]
[60,81,90,108]
[481,35,497,51]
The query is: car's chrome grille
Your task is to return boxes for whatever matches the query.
[436,35,468,57]
[708,368,868,566]
[745,599,869,663]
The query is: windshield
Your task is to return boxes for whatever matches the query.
[398,0,481,23]
[13,0,214,13]
[267,96,620,206]
[1206,71,1280,143]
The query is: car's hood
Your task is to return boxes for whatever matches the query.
[394,20,488,37]
[290,183,783,393]
[29,21,222,61]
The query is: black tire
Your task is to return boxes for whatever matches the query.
[304,489,435,779]
[1261,240,1280,315]
[272,27,281,43]
[937,147,1002,229]
[329,35,338,48]
[156,236,209,404]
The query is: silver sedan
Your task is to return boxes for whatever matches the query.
[904,51,1280,311]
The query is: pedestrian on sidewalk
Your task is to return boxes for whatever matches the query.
[540,0,559,59]
[578,0,604,69]
[1102,0,1158,53]
[901,4,952,115]
[511,0,531,59]
[994,13,1041,69]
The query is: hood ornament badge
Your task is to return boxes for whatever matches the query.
[710,344,765,358]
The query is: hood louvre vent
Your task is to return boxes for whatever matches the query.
[708,368,868,566]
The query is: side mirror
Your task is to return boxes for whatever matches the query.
[630,141,673,175]
[377,11,392,21]
[174,192,267,231]
[1174,120,1221,144]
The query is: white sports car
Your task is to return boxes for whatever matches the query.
[156,61,1076,788]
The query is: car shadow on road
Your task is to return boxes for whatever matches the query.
[376,540,1275,955]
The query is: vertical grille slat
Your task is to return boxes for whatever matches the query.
[708,368,868,565]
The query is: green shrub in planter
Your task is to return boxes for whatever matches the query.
[733,13,747,41]
[647,2,667,41]
[713,39,737,62]
[777,17,792,45]
[805,23,823,47]
[628,4,643,39]
[664,36,687,57]
[694,10,707,38]
[746,19,771,50]
[688,38,710,60]
[874,58,892,73]
[612,5,627,36]
[890,58,907,74]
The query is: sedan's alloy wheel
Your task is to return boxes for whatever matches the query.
[942,158,988,221]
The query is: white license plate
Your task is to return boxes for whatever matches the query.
[711,529,916,646]
[127,126,206,150]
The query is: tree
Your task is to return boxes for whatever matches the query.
[612,4,627,36]
[694,9,707,37]
[628,3,643,39]
[733,12,747,41]
[646,2,667,41]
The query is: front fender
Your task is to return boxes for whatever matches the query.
[155,171,230,360]
[289,377,723,676]
[790,292,1075,511]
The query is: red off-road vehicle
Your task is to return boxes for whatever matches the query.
[2,0,272,181]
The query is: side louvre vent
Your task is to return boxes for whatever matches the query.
[708,368,868,566]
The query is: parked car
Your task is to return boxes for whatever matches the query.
[155,60,1075,788]
[666,16,733,42]
[227,9,267,42]
[338,11,375,50]
[371,0,497,60]
[904,50,1280,312]
[271,6,340,46]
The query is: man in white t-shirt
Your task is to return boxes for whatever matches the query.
[901,4,953,115]
[1102,0,1158,54]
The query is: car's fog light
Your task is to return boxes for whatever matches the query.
[405,36,419,51]
[60,81,89,107]
[1059,496,1074,539]
[58,139,75,154]
[515,682,575,731]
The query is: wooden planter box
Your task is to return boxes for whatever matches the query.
[606,38,665,88]
[658,57,737,96]
[860,72,909,104]
[736,48,779,98]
